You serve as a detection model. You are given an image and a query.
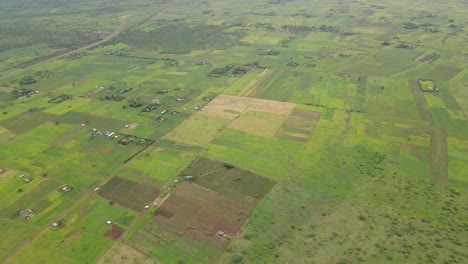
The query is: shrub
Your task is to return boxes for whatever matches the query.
[224,163,235,169]
[231,253,243,263]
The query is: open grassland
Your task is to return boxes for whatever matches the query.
[0,0,466,263]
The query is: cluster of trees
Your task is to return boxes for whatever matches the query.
[19,75,36,85]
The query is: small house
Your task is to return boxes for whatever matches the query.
[61,186,72,192]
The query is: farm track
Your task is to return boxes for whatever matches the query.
[0,15,133,82]
[238,68,271,97]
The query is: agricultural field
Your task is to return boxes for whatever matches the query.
[0,0,467,263]
[97,177,160,212]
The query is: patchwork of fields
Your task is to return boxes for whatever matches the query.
[0,0,467,263]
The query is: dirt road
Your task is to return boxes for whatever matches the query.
[0,15,132,82]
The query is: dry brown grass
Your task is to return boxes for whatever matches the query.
[229,110,287,137]
[201,94,295,120]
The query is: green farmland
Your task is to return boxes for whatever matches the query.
[0,0,466,263]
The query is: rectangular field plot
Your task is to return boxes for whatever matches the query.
[423,66,462,81]
[0,172,85,227]
[97,242,156,264]
[185,158,276,199]
[204,129,304,179]
[276,108,321,142]
[418,79,437,92]
[163,113,230,147]
[98,177,160,212]
[0,179,61,219]
[127,147,197,186]
[200,94,295,120]
[0,112,58,135]
[154,182,258,249]
[0,126,15,143]
[57,111,127,131]
[127,218,220,264]
[429,126,448,186]
[229,110,287,137]
[0,219,37,261]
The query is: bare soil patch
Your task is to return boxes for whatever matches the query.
[154,208,174,218]
[105,225,125,240]
[154,182,257,249]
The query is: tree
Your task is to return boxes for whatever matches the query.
[231,253,243,263]
[20,75,37,85]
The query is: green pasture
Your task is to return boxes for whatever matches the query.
[204,129,304,179]
[418,79,436,91]
[0,111,58,134]
[0,123,77,172]
[0,219,38,261]
[0,170,46,211]
[0,180,61,220]
[43,97,93,115]
[126,218,220,264]
[127,148,196,185]
[6,197,137,264]
[156,138,205,153]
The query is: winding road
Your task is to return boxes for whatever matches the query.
[0,15,132,82]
